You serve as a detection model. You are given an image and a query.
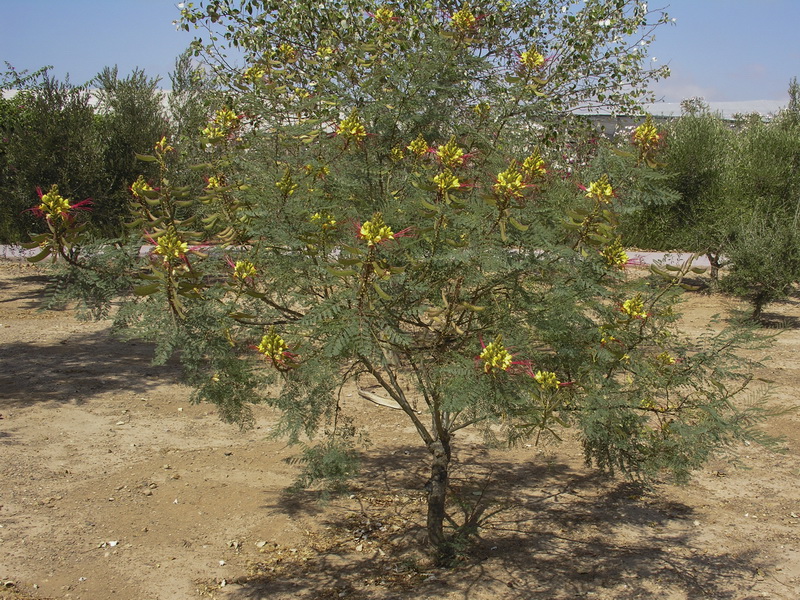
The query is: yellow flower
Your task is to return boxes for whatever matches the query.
[316,46,334,59]
[202,124,225,142]
[534,370,560,391]
[131,176,154,199]
[242,65,266,83]
[520,48,545,70]
[493,161,526,197]
[436,137,468,168]
[373,6,397,25]
[473,102,491,118]
[407,133,429,157]
[390,147,405,162]
[480,335,513,374]
[337,110,367,143]
[233,260,257,280]
[433,169,461,193]
[257,326,293,366]
[155,136,174,153]
[311,212,337,231]
[37,185,71,220]
[278,43,296,61]
[621,294,648,319]
[600,236,629,269]
[359,213,394,246]
[584,174,613,203]
[205,175,224,190]
[203,107,240,142]
[521,151,546,179]
[656,351,676,365]
[154,228,189,262]
[633,115,661,150]
[276,168,298,196]
[451,6,477,31]
[213,107,240,130]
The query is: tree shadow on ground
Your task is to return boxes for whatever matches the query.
[225,446,774,600]
[0,271,56,306]
[0,328,182,407]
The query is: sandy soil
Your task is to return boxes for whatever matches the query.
[1,260,800,600]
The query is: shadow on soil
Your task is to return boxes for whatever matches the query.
[0,327,181,407]
[224,448,772,600]
[0,266,183,407]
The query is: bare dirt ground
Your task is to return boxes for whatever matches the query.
[2,260,800,600]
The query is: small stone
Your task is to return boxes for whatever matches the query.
[255,541,267,548]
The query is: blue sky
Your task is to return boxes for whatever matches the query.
[1,1,798,103]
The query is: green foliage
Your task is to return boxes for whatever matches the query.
[0,74,104,242]
[625,86,800,317]
[620,108,735,252]
[92,67,170,235]
[721,212,800,320]
[34,0,773,558]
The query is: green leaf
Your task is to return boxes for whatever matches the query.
[135,153,158,163]
[327,267,358,277]
[509,216,529,231]
[420,198,439,212]
[27,247,52,263]
[372,281,392,301]
[133,283,161,296]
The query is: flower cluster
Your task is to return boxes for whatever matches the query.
[584,174,613,203]
[310,211,337,231]
[473,102,491,119]
[521,151,546,179]
[435,137,469,168]
[520,48,545,71]
[32,185,92,222]
[450,7,477,31]
[534,370,561,391]
[621,294,648,319]
[233,260,257,281]
[656,351,676,365]
[205,175,225,190]
[278,43,296,61]
[633,115,661,152]
[257,327,297,369]
[155,136,174,154]
[372,6,398,25]
[480,335,513,374]
[131,176,154,199]
[493,161,527,198]
[407,133,429,157]
[203,107,241,143]
[153,228,189,263]
[359,213,395,246]
[337,110,367,144]
[36,185,72,221]
[316,46,334,60]
[433,169,462,193]
[275,168,298,196]
[600,236,629,269]
[242,64,267,83]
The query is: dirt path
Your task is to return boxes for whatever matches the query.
[1,260,800,600]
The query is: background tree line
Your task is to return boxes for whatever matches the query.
[618,83,800,319]
[0,54,216,243]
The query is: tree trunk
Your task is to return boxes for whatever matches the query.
[426,435,451,558]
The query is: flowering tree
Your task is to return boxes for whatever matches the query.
[37,1,769,560]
